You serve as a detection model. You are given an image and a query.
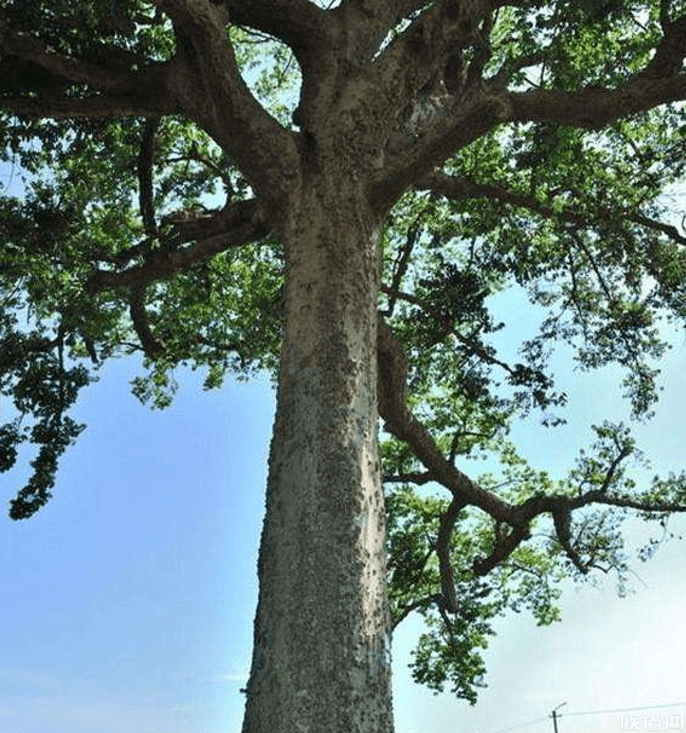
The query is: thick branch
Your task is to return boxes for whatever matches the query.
[508,74,686,130]
[370,0,491,95]
[0,82,175,119]
[507,12,686,129]
[362,1,506,208]
[375,11,686,209]
[333,0,432,64]
[436,496,466,613]
[371,81,511,211]
[0,25,177,118]
[88,199,270,293]
[418,171,686,247]
[221,0,325,65]
[377,316,686,579]
[156,0,300,212]
[129,284,166,357]
[384,471,433,485]
[0,30,134,89]
[377,316,516,521]
[138,118,160,235]
[472,524,531,576]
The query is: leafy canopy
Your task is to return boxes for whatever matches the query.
[2,0,686,703]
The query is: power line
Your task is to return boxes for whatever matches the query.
[561,701,686,717]
[488,716,549,733]
[485,701,686,733]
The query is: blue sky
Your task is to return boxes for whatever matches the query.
[1,361,270,733]
[1,312,685,733]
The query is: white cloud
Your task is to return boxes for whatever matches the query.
[204,670,248,684]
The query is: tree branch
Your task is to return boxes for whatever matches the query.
[436,496,466,613]
[88,198,270,293]
[551,504,590,574]
[472,523,531,576]
[370,0,491,96]
[129,284,166,358]
[0,29,135,89]
[362,1,509,208]
[384,471,434,485]
[0,83,176,119]
[418,171,686,248]
[383,215,425,317]
[333,0,430,64]
[155,0,300,213]
[506,13,686,129]
[391,594,442,631]
[508,75,686,130]
[0,23,178,118]
[378,315,686,580]
[379,284,526,380]
[138,118,160,235]
[377,316,517,521]
[221,0,325,65]
[373,11,686,209]
[371,80,511,211]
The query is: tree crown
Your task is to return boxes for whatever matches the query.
[2,0,686,702]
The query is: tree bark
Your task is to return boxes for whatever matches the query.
[241,176,394,733]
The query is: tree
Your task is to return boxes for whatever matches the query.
[2,1,686,730]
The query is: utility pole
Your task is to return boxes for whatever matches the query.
[551,702,567,733]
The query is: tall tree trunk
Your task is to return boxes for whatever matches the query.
[241,178,394,733]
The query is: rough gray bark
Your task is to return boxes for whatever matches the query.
[242,178,393,733]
